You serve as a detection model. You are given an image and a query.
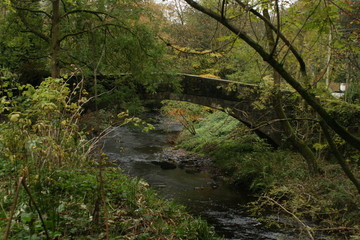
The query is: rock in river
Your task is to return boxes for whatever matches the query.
[151,160,177,170]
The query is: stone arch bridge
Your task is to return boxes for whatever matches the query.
[141,74,290,147]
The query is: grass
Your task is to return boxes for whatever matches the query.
[0,79,219,240]
[0,164,219,239]
[175,110,360,239]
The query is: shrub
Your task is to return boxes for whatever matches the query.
[0,78,219,239]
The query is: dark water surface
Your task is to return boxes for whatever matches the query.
[102,118,295,240]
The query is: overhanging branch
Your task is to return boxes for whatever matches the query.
[14,6,51,18]
[234,0,306,74]
[20,30,49,43]
[61,9,113,20]
[59,23,130,43]
[18,13,49,43]
[251,118,319,131]
[183,0,360,150]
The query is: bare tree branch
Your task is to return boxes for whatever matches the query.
[183,0,360,150]
[61,0,68,13]
[328,0,352,14]
[174,0,185,25]
[251,117,319,131]
[58,23,123,42]
[221,0,226,19]
[61,9,113,20]
[279,0,322,67]
[20,30,49,43]
[262,195,315,240]
[13,6,51,18]
[270,0,280,57]
[319,120,360,194]
[234,0,306,74]
[18,13,50,43]
[10,0,50,42]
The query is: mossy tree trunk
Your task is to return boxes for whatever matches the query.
[262,7,319,175]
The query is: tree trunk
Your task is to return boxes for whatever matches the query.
[319,121,360,194]
[273,94,319,175]
[325,28,332,88]
[50,0,61,78]
[263,7,319,175]
[183,0,360,152]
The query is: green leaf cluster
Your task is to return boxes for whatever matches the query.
[0,75,219,239]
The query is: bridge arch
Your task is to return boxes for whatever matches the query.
[142,74,284,147]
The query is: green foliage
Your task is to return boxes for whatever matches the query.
[0,78,86,175]
[177,110,240,152]
[95,81,145,114]
[161,100,212,135]
[0,77,218,239]
[324,99,360,124]
[176,111,306,191]
[345,83,360,104]
[0,68,19,113]
[0,12,47,72]
[0,166,219,239]
[177,110,360,239]
[250,166,360,239]
[219,40,266,83]
[0,0,174,89]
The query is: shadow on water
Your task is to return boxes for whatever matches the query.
[102,118,296,240]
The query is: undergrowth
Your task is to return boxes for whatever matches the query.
[0,77,218,239]
[175,109,360,239]
[176,110,306,191]
[0,165,218,239]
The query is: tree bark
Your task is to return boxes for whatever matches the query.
[262,7,319,175]
[325,27,332,88]
[319,121,360,194]
[50,0,61,78]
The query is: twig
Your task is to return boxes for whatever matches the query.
[21,177,51,240]
[270,0,280,58]
[263,195,315,240]
[251,118,319,131]
[221,0,226,19]
[93,41,106,111]
[319,120,360,194]
[84,125,116,157]
[4,176,23,240]
[99,159,110,240]
[84,118,131,157]
[312,227,359,231]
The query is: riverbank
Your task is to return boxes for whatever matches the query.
[173,110,360,240]
[0,80,219,239]
[101,115,297,239]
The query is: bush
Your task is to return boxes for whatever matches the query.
[0,78,219,239]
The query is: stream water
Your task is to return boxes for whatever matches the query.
[102,117,295,240]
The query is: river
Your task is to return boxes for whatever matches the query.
[102,117,295,240]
